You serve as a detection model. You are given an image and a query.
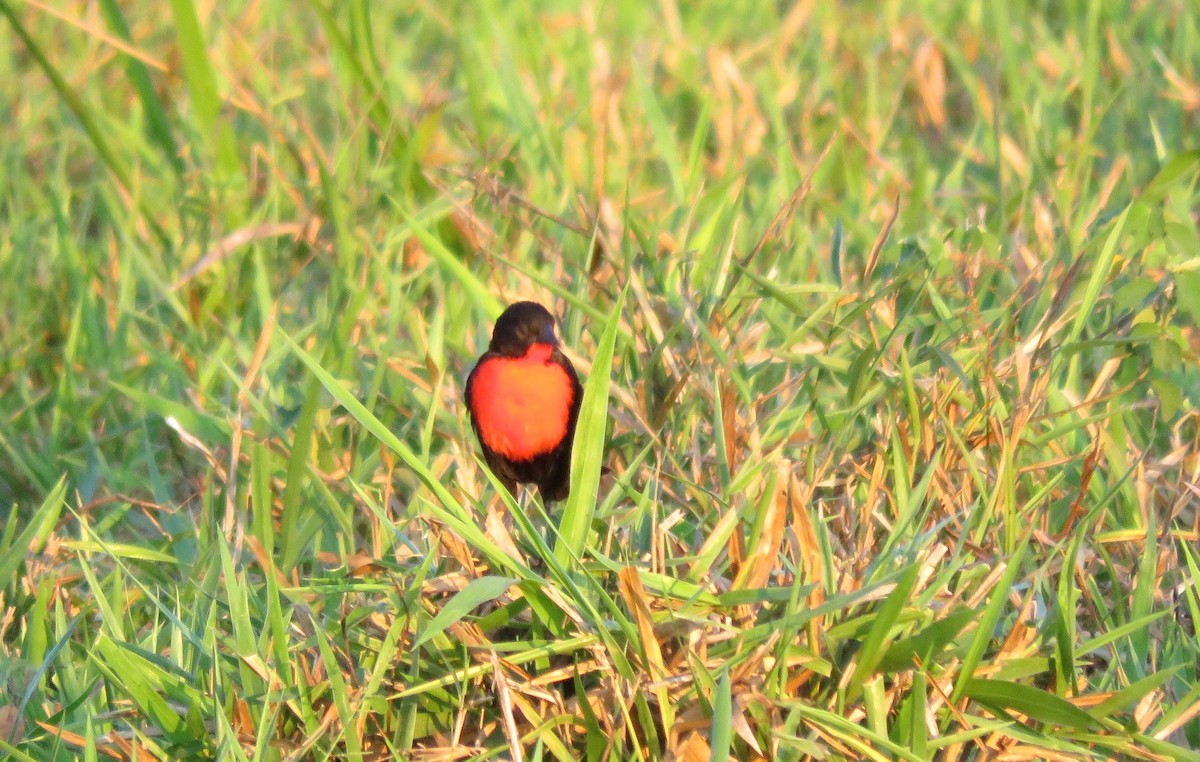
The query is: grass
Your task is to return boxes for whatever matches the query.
[1,0,1199,759]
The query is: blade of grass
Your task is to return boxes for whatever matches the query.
[282,330,528,578]
[554,287,626,567]
[98,0,182,174]
[166,0,240,178]
[846,561,921,700]
[959,678,1098,730]
[0,476,66,585]
[709,669,732,762]
[413,576,517,648]
[952,531,1031,702]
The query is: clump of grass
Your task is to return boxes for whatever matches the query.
[2,1,1199,759]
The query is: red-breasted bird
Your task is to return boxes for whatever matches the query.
[465,301,583,501]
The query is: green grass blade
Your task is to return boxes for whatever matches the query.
[952,533,1031,702]
[0,476,66,585]
[960,678,1098,730]
[1066,206,1128,344]
[166,0,240,177]
[413,576,516,648]
[98,0,182,174]
[282,330,525,577]
[0,2,132,190]
[847,561,921,699]
[709,669,732,761]
[554,288,626,566]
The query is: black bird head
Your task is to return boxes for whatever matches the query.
[488,301,560,356]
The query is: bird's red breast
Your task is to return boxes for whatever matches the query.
[467,343,576,461]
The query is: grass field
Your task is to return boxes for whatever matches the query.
[2,1,1200,759]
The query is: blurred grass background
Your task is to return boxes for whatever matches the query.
[1,0,1199,759]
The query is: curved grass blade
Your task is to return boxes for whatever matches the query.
[282,330,525,577]
[98,0,182,174]
[554,288,626,566]
[960,678,1098,730]
[877,608,978,673]
[952,532,1030,702]
[402,209,501,319]
[0,2,131,190]
[1066,206,1128,345]
[846,561,920,699]
[0,476,67,585]
[413,576,517,649]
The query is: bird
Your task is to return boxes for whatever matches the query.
[465,301,583,501]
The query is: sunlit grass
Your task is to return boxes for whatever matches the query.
[2,0,1199,759]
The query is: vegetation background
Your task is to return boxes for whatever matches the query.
[1,0,1199,759]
